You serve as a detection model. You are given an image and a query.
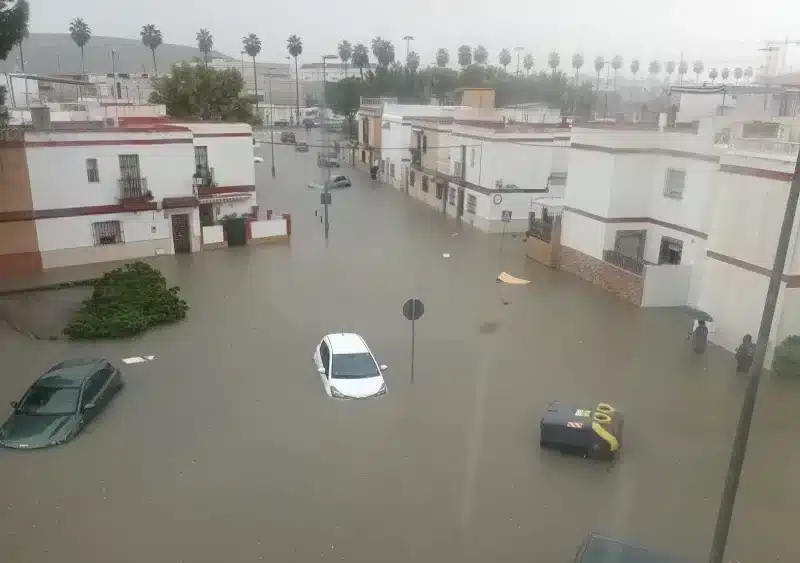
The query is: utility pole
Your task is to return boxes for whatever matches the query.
[515,47,524,77]
[266,72,276,178]
[321,54,337,241]
[708,145,800,563]
[403,36,415,62]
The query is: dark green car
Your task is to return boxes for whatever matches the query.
[0,358,124,450]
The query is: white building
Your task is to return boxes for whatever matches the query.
[0,118,257,278]
[296,62,373,83]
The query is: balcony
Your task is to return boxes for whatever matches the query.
[410,148,422,167]
[193,166,216,189]
[117,177,152,210]
[603,249,647,276]
[731,137,800,157]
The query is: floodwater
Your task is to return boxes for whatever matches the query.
[0,133,798,563]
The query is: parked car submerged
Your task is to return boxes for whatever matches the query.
[295,142,309,152]
[307,175,351,190]
[313,333,387,399]
[280,132,296,144]
[0,358,124,450]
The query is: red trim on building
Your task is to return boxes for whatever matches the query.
[570,143,719,162]
[163,196,200,209]
[196,185,256,196]
[0,203,159,223]
[719,164,794,182]
[26,138,192,148]
[192,132,253,138]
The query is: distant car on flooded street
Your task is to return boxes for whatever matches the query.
[0,358,124,450]
[295,142,309,152]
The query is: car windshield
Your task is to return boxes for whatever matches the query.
[16,386,80,416]
[331,353,378,379]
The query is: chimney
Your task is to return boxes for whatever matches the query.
[30,105,51,130]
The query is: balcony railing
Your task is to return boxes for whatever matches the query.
[603,249,646,276]
[193,166,216,188]
[117,177,150,200]
[410,148,422,166]
[528,219,554,243]
[731,137,800,156]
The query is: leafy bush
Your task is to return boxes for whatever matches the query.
[772,335,800,376]
[64,261,188,340]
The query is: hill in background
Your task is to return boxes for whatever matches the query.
[0,33,233,76]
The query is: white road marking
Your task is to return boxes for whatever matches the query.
[121,356,156,365]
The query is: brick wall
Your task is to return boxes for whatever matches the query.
[559,245,643,305]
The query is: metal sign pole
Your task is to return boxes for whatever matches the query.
[410,315,416,385]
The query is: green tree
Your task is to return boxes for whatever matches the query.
[630,59,640,80]
[68,17,91,76]
[457,45,472,68]
[593,56,604,91]
[678,60,688,83]
[708,68,718,83]
[337,40,352,77]
[692,60,704,81]
[734,66,743,84]
[326,76,363,125]
[287,34,303,123]
[548,51,560,78]
[352,43,369,78]
[435,48,449,68]
[406,51,420,73]
[665,60,676,83]
[611,55,623,90]
[0,0,28,62]
[523,53,534,76]
[572,52,584,85]
[499,48,511,72]
[721,67,730,82]
[149,63,256,122]
[648,60,661,79]
[196,28,213,65]
[242,33,261,115]
[474,44,488,65]
[140,24,163,74]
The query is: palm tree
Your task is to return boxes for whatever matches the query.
[593,56,604,91]
[548,51,560,78]
[678,60,688,84]
[523,53,534,76]
[196,29,213,65]
[630,59,640,80]
[287,34,303,123]
[721,67,730,82]
[406,51,420,73]
[337,40,352,77]
[140,24,163,75]
[708,68,718,83]
[242,33,261,114]
[665,60,676,83]
[648,60,661,79]
[499,48,511,72]
[611,55,623,90]
[734,66,743,84]
[371,36,395,70]
[352,43,369,77]
[474,45,488,65]
[457,45,472,68]
[572,53,584,85]
[693,60,704,82]
[68,18,91,77]
[744,66,754,82]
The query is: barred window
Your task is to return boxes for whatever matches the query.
[421,176,429,193]
[663,168,686,200]
[436,183,445,200]
[86,158,99,183]
[448,187,456,205]
[92,220,123,246]
[467,194,477,214]
[409,170,415,186]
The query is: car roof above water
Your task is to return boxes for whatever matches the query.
[577,534,686,563]
[326,333,369,355]
[38,358,107,387]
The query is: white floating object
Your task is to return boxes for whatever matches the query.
[496,272,531,285]
[122,357,146,364]
[442,253,451,258]
[144,355,155,361]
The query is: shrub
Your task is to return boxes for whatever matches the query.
[772,335,800,376]
[64,261,188,340]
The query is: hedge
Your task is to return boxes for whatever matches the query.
[63,261,188,340]
[772,335,800,376]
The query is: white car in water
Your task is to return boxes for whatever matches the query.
[313,333,387,399]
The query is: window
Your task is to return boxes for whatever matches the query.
[194,146,208,168]
[409,170,416,186]
[663,168,686,200]
[86,158,99,182]
[454,161,463,178]
[467,194,477,214]
[470,147,476,168]
[16,386,80,416]
[422,135,428,153]
[118,154,141,180]
[82,367,111,407]
[92,220,123,246]
[436,183,445,200]
[320,341,330,374]
[658,237,683,265]
[448,187,456,205]
[380,159,386,173]
[390,163,395,178]
[361,150,366,163]
[331,353,378,379]
[422,176,429,193]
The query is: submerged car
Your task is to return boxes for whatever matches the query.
[280,131,296,144]
[307,175,352,190]
[313,333,387,399]
[295,142,309,152]
[0,358,124,449]
[574,534,687,563]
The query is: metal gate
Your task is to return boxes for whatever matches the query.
[171,214,191,253]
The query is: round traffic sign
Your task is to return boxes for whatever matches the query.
[492,194,503,206]
[402,298,425,321]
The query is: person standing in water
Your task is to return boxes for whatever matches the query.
[692,320,709,354]
[735,334,756,373]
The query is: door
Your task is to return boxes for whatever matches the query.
[456,188,465,218]
[171,213,191,253]
[402,164,409,193]
[614,230,645,259]
[80,366,112,423]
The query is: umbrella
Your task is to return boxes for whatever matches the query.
[682,306,713,322]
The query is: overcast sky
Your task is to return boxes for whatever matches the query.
[30,0,800,73]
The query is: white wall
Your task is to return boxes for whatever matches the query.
[646,156,715,236]
[563,149,615,217]
[251,218,288,239]
[641,264,693,307]
[202,225,224,245]
[379,116,411,188]
[561,210,607,258]
[183,123,255,188]
[36,210,172,253]
[25,131,195,210]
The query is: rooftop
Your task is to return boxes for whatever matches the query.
[327,333,369,355]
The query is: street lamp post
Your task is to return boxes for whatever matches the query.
[708,146,800,563]
[320,54,337,241]
[515,47,524,77]
[403,36,415,62]
[266,72,276,178]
